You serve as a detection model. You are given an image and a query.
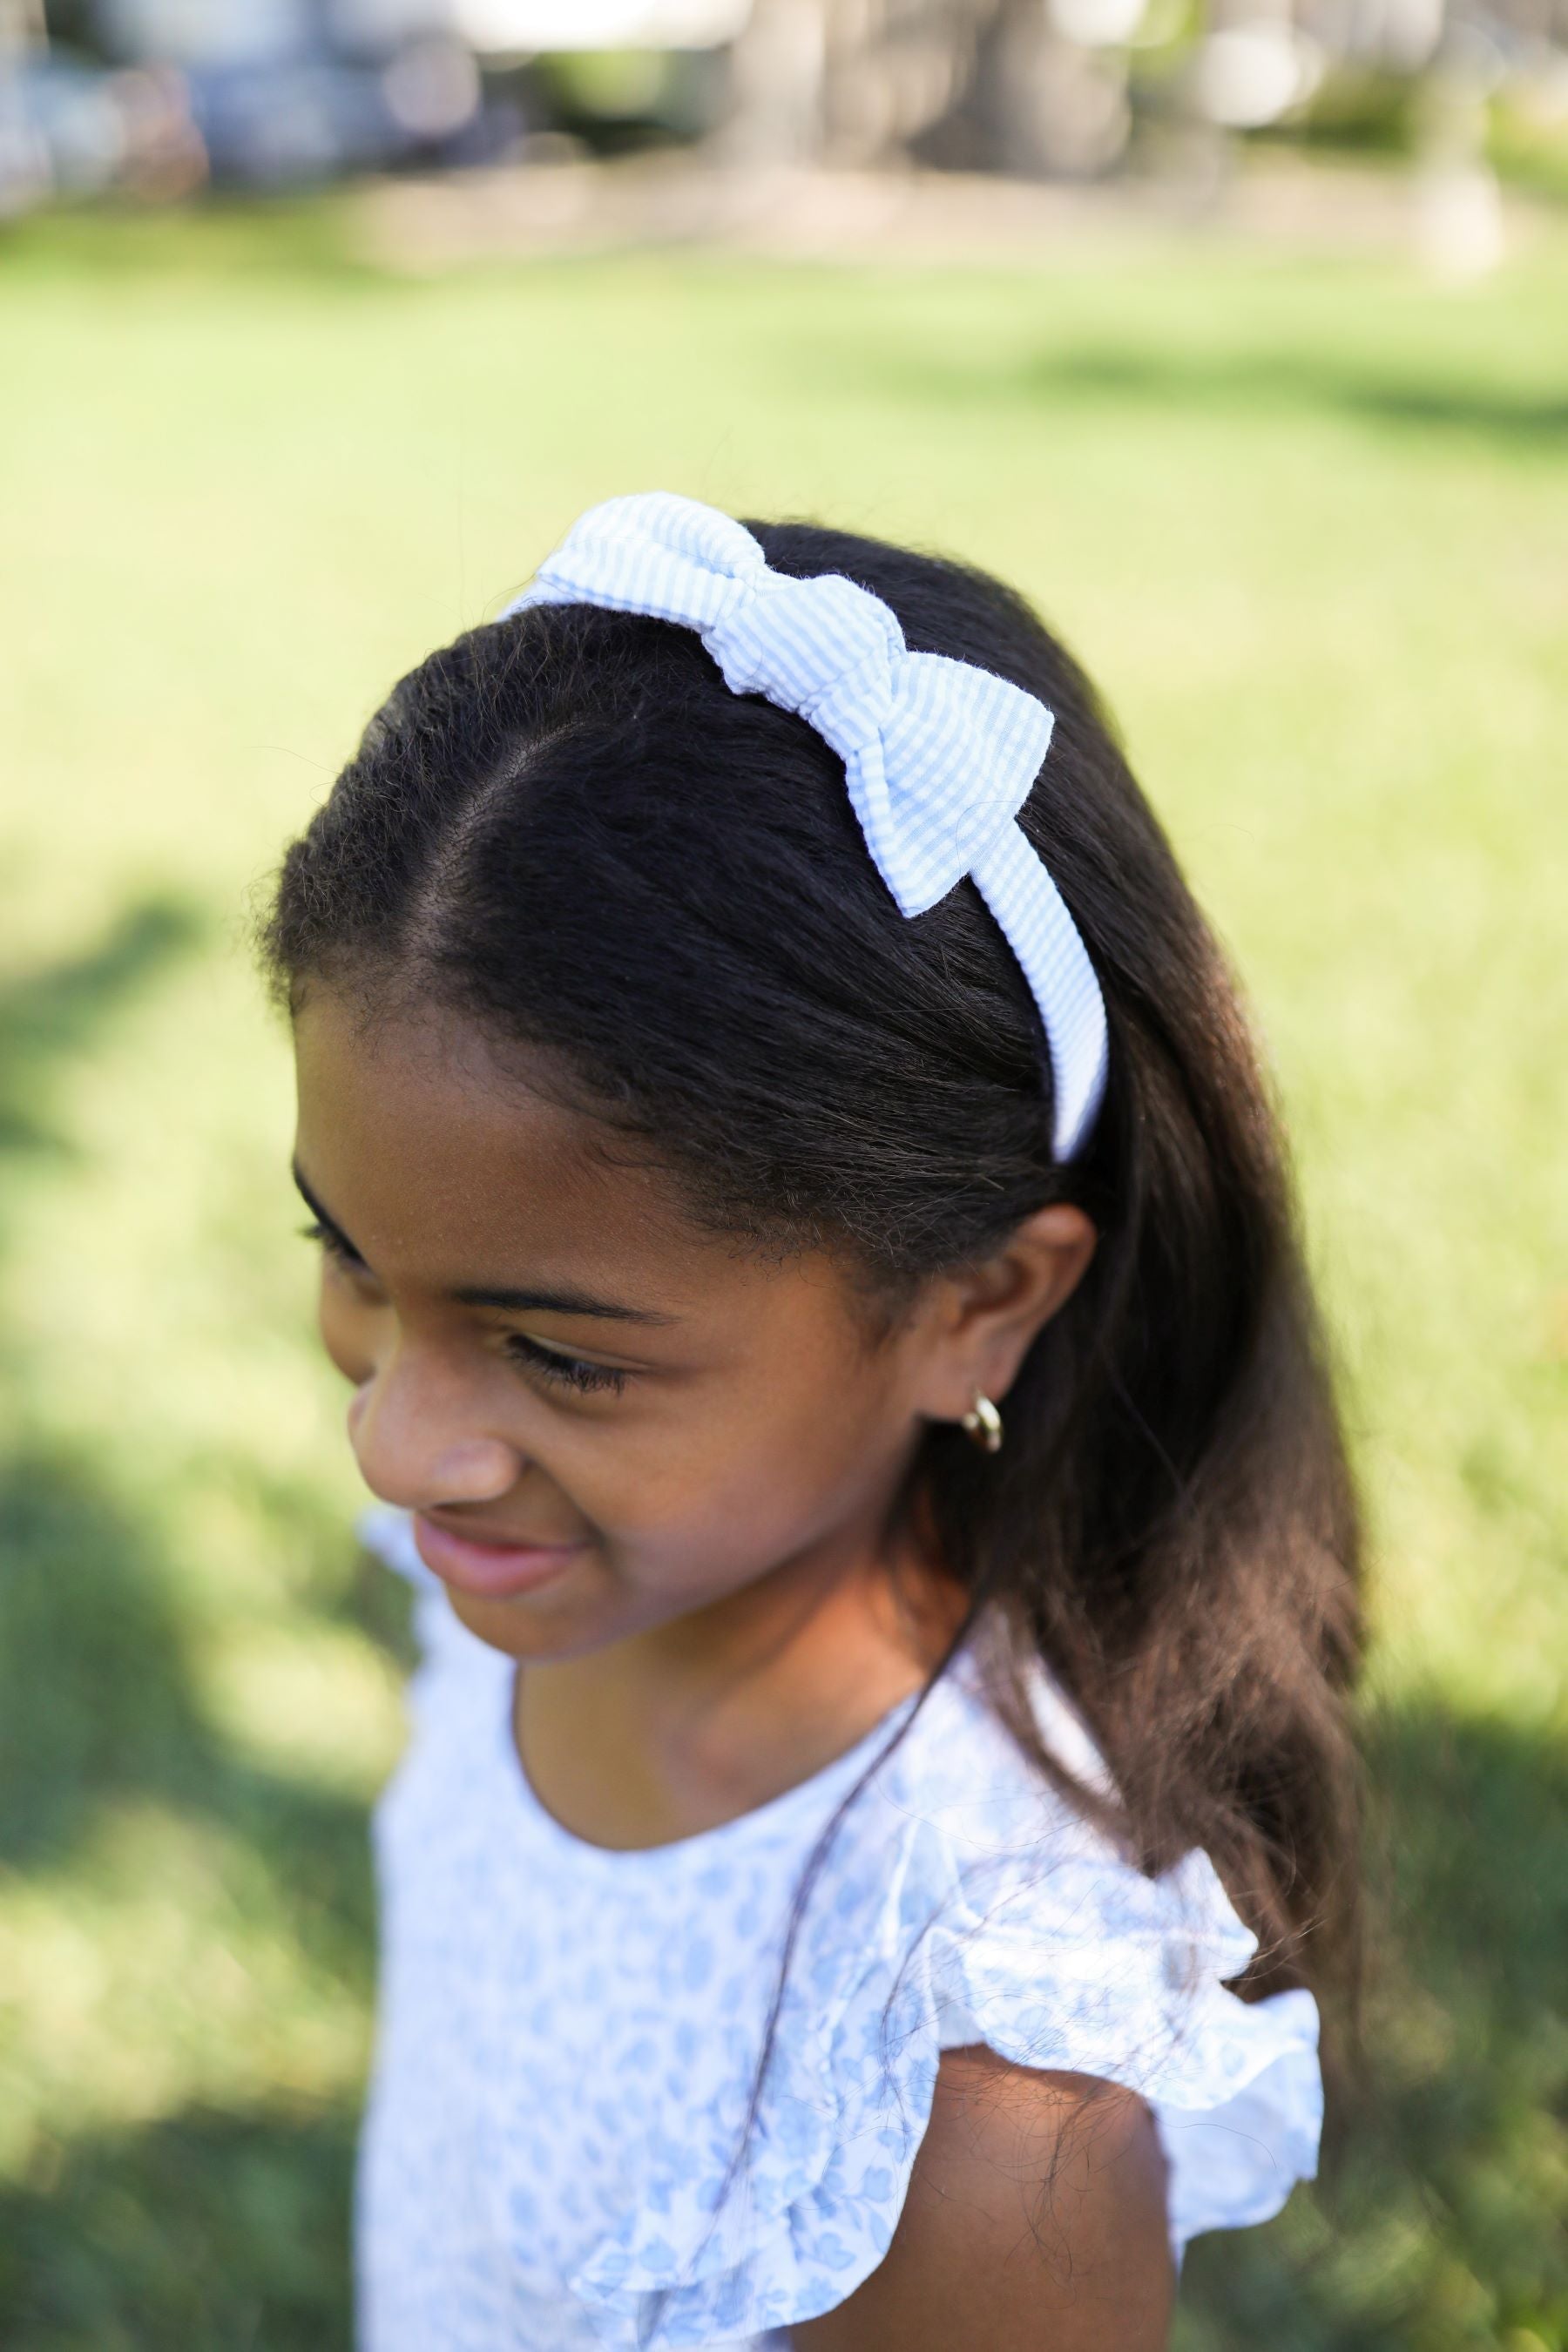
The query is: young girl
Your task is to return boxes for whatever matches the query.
[264,492,1361,2351]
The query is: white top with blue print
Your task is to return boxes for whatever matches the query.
[355,1504,1321,2352]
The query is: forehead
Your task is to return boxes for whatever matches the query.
[292,988,719,1288]
[291,988,727,1301]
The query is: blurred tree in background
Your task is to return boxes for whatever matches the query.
[2,0,1566,218]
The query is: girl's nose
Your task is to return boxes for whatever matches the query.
[347,1348,522,1514]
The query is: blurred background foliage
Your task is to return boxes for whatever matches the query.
[2,0,1567,238]
[1,178,1566,2349]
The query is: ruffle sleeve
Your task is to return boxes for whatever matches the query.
[567,1680,1322,2349]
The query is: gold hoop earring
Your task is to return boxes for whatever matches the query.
[960,1392,1004,1455]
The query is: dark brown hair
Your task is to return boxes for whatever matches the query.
[262,520,1362,2032]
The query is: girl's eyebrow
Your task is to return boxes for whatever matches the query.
[293,1162,363,1260]
[449,1282,676,1326]
[290,1161,676,1326]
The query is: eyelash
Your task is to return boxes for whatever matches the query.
[301,1221,629,1398]
[502,1334,629,1397]
[301,1219,365,1270]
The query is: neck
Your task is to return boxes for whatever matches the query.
[517,1511,966,1852]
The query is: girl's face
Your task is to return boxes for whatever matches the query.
[292,990,1001,1664]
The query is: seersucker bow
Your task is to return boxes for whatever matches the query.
[503,492,1108,1160]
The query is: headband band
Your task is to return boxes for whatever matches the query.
[502,492,1108,1161]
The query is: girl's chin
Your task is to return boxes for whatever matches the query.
[440,1577,618,1664]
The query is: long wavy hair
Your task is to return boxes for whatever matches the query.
[261,520,1363,2038]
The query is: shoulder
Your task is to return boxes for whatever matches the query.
[792,2047,1173,2352]
[784,1644,1325,2255]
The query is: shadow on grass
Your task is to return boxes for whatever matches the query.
[1179,1700,1568,2352]
[0,1441,377,2349]
[0,896,227,1871]
[0,1437,380,1983]
[0,2097,358,2352]
[0,896,204,1164]
[862,342,1568,451]
[0,898,380,1930]
[0,896,381,2344]
[0,1443,209,1865]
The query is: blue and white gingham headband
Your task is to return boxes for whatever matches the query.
[502,492,1109,1162]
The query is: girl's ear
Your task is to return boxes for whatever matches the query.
[912,1204,1097,1424]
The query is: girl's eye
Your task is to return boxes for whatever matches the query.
[301,1220,372,1278]
[299,1220,625,1396]
[504,1332,629,1398]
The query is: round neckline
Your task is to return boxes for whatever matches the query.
[497,1656,923,1874]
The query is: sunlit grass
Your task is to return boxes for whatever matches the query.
[1,195,1565,2349]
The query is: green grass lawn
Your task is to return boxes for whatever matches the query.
[1,195,1565,2351]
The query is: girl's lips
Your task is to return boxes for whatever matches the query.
[412,1513,586,1600]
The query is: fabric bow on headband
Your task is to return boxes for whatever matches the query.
[503,491,1108,1162]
